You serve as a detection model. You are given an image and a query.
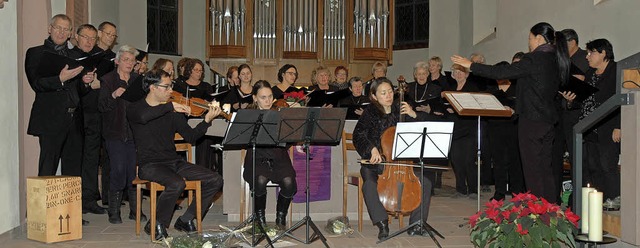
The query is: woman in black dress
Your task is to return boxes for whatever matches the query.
[243,80,297,229]
[272,64,303,100]
[444,64,480,198]
[173,58,214,101]
[452,22,570,203]
[352,77,433,240]
[223,64,254,112]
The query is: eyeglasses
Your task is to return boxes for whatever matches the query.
[192,69,204,73]
[51,25,72,33]
[285,71,298,76]
[155,83,174,90]
[102,31,118,39]
[78,34,97,41]
[336,72,347,76]
[136,61,149,65]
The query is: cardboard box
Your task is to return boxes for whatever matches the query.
[27,176,82,243]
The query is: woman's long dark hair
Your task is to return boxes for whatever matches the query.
[368,77,395,116]
[530,22,570,87]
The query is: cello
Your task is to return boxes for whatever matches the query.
[376,76,422,215]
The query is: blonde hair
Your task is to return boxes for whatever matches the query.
[371,61,387,75]
[311,66,331,85]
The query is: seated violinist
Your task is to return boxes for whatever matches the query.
[127,70,224,240]
[352,77,434,240]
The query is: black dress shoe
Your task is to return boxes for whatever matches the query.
[144,221,169,241]
[82,219,90,226]
[83,203,107,214]
[407,225,426,236]
[375,220,389,240]
[490,194,505,202]
[174,217,197,233]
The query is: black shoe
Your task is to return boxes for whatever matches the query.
[145,221,169,241]
[174,217,197,233]
[83,202,107,214]
[82,219,90,226]
[490,194,505,201]
[128,210,148,222]
[407,225,426,236]
[375,220,389,240]
[174,204,183,210]
[275,211,287,229]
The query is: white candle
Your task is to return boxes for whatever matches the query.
[588,190,603,241]
[581,185,593,233]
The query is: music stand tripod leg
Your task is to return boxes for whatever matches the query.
[378,128,445,247]
[232,144,274,248]
[271,143,329,247]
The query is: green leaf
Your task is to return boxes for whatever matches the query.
[502,223,515,234]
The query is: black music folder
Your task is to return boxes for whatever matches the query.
[37,50,105,77]
[306,89,351,107]
[559,76,599,102]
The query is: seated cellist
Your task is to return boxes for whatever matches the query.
[352,77,435,240]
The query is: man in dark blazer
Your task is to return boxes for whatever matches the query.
[24,14,95,176]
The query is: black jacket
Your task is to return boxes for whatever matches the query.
[25,38,90,135]
[585,61,620,134]
[98,70,140,141]
[471,45,560,124]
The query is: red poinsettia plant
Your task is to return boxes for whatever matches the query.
[283,91,306,105]
[469,192,580,248]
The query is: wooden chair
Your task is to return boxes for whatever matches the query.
[239,148,293,227]
[342,130,405,232]
[341,130,365,232]
[134,133,203,241]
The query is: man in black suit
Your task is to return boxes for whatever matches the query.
[24,14,95,177]
[72,23,109,215]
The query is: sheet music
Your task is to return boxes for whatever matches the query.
[448,92,506,110]
[472,94,507,110]
[451,93,482,109]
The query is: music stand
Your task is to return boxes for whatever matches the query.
[377,122,453,247]
[270,107,347,247]
[223,109,280,247]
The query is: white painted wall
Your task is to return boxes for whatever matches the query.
[0,0,22,235]
[51,0,65,16]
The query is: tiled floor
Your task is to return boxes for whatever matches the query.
[2,194,483,247]
[4,171,626,247]
[1,172,490,248]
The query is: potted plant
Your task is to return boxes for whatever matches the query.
[283,91,306,107]
[469,192,580,247]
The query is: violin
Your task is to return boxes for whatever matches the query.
[169,91,232,121]
[272,99,290,110]
[376,75,422,214]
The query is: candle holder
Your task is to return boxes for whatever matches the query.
[575,234,617,248]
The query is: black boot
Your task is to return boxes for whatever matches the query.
[275,194,292,229]
[254,194,267,227]
[127,189,147,222]
[108,191,123,224]
[375,220,389,240]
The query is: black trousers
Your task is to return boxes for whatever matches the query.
[360,165,432,224]
[37,115,83,176]
[81,112,102,203]
[488,121,525,197]
[138,159,223,227]
[480,119,494,185]
[450,134,478,194]
[518,118,558,203]
[104,140,136,192]
[583,132,620,199]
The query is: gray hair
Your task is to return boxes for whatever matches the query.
[116,45,139,60]
[414,61,429,75]
[469,52,486,64]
